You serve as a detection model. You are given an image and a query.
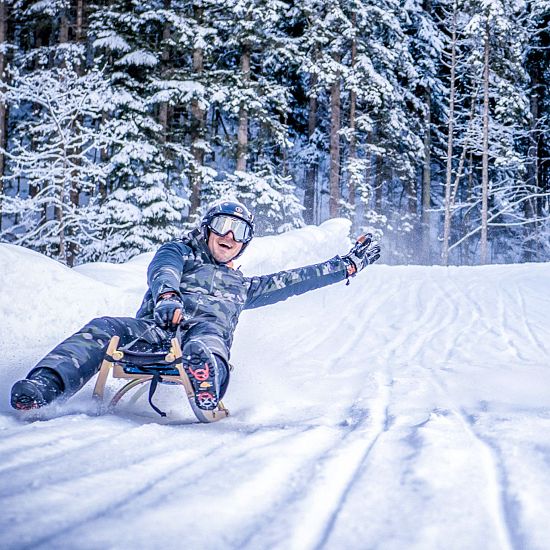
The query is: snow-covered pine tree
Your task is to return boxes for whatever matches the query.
[522,0,550,260]
[291,0,327,226]
[88,0,186,261]
[0,64,119,265]
[308,0,424,262]
[446,0,533,264]
[0,0,122,265]
[200,0,304,234]
[145,0,222,228]
[404,0,447,264]
[0,0,9,230]
[298,1,352,221]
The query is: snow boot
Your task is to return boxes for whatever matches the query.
[10,368,64,410]
[181,340,223,411]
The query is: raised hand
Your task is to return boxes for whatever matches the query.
[343,233,381,275]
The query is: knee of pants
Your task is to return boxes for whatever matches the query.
[86,316,118,334]
[83,316,135,344]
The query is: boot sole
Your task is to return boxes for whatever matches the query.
[11,380,47,410]
[182,340,220,411]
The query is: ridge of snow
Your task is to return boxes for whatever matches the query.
[0,222,549,549]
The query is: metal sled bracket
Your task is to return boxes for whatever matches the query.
[92,336,229,423]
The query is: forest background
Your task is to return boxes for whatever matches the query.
[0,0,548,267]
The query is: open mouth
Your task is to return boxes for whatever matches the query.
[218,241,233,250]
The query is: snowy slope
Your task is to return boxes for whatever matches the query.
[1,220,549,550]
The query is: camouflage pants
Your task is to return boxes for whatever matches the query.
[29,316,229,399]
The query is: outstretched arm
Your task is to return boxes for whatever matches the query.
[244,233,381,310]
[244,256,349,309]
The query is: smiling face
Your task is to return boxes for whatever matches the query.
[207,230,244,264]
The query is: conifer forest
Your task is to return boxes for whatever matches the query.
[0,0,548,266]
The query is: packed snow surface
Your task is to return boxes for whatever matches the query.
[1,220,549,550]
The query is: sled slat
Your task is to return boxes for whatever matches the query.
[93,336,229,423]
[92,336,120,401]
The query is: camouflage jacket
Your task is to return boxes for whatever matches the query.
[136,229,349,360]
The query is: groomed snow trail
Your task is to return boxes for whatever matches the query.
[1,222,549,550]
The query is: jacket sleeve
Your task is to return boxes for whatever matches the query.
[147,241,193,302]
[244,256,349,310]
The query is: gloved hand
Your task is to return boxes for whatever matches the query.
[154,292,184,329]
[343,233,381,275]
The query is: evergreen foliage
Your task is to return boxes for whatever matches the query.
[0,0,548,265]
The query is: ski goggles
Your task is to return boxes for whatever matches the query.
[208,215,253,243]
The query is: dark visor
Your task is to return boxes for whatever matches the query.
[209,215,253,243]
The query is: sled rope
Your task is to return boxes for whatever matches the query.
[147,372,166,417]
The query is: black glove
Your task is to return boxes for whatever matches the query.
[154,292,184,329]
[343,233,381,275]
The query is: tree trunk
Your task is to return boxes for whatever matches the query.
[375,158,383,211]
[59,10,69,44]
[480,23,490,265]
[75,0,85,42]
[405,175,417,216]
[60,2,88,266]
[189,3,205,216]
[348,24,357,224]
[0,0,8,231]
[441,2,457,265]
[329,58,341,218]
[303,72,318,225]
[348,87,357,209]
[59,9,70,264]
[158,0,171,143]
[524,78,539,260]
[236,45,250,172]
[72,0,85,74]
[71,0,87,265]
[421,91,432,264]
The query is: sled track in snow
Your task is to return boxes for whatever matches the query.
[0,419,129,483]
[236,293,394,549]
[420,270,538,550]
[312,291,393,543]
[2,256,549,549]
[457,408,527,550]
[426,370,518,550]
[11,422,318,548]
[506,285,550,359]
[231,392,392,550]
[312,400,391,550]
[24,441,228,549]
[229,286,395,549]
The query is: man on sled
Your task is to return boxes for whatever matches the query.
[11,200,380,421]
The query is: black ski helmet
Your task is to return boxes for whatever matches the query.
[201,200,255,260]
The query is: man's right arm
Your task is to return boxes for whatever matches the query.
[147,241,192,302]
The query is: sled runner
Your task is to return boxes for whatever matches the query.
[92,336,229,423]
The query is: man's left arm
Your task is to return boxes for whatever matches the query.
[244,233,380,309]
[244,256,349,310]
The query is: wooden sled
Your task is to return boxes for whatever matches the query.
[92,336,229,423]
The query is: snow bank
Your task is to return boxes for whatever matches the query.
[0,244,140,391]
[1,222,550,549]
[239,218,352,275]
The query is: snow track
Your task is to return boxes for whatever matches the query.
[1,226,549,549]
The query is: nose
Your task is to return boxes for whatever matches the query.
[220,231,236,242]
